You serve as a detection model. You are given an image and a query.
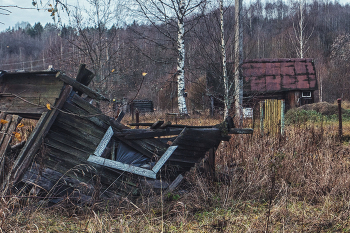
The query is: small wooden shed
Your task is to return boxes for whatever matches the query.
[207,58,318,111]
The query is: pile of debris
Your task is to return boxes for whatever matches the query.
[0,65,252,203]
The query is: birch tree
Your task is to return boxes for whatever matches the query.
[290,0,313,58]
[234,0,243,127]
[134,0,206,115]
[218,0,230,119]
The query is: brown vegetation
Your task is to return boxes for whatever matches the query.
[1,118,350,232]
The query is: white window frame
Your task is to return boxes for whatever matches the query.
[302,91,312,98]
[87,126,177,179]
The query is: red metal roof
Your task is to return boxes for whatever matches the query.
[242,58,317,93]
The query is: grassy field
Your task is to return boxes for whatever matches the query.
[2,110,350,232]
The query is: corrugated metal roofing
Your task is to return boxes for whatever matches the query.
[242,58,318,93]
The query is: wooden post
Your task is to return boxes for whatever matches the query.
[260,101,264,136]
[281,99,285,135]
[338,98,342,141]
[135,109,139,129]
[207,147,216,179]
[131,102,134,122]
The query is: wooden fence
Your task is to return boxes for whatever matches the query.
[260,99,285,136]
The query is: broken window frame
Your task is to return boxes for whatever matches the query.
[87,126,177,179]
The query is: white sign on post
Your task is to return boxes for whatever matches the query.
[243,108,253,118]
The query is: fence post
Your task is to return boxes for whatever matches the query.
[131,102,134,122]
[135,109,139,129]
[338,98,342,141]
[260,101,264,136]
[281,99,285,135]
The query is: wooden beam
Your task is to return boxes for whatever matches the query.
[87,155,157,179]
[0,115,21,182]
[166,174,184,193]
[70,94,128,130]
[76,64,95,87]
[88,146,177,179]
[114,128,183,140]
[228,128,254,134]
[150,121,164,129]
[94,126,114,157]
[56,72,108,101]
[151,146,177,173]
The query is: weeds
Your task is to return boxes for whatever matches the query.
[2,116,350,232]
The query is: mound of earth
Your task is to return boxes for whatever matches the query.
[297,102,341,115]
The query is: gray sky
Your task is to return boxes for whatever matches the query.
[1,0,350,32]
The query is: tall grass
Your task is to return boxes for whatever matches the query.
[2,118,350,232]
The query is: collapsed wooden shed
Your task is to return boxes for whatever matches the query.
[0,66,251,201]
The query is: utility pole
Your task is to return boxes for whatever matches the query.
[234,0,243,127]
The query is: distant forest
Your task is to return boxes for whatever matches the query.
[0,0,350,110]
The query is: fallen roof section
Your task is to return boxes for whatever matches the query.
[0,65,253,201]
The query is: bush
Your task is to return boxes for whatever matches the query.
[285,109,323,125]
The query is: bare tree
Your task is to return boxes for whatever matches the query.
[134,0,206,115]
[66,0,126,96]
[290,0,313,58]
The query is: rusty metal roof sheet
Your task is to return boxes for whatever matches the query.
[242,58,318,93]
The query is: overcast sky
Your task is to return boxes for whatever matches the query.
[1,0,350,32]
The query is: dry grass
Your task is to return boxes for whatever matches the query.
[2,116,350,232]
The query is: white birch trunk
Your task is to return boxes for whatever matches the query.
[177,0,188,115]
[299,0,304,58]
[219,0,229,119]
[234,0,243,127]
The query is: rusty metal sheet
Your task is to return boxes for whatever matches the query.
[250,76,266,92]
[266,76,281,91]
[243,58,317,93]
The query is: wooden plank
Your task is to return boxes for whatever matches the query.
[2,112,48,191]
[207,147,216,179]
[2,72,61,85]
[3,84,64,97]
[45,137,89,160]
[152,146,177,173]
[46,131,94,155]
[150,121,164,129]
[228,128,254,134]
[70,93,102,114]
[5,85,73,189]
[115,111,125,123]
[75,64,95,87]
[0,115,21,182]
[0,114,12,146]
[56,72,108,101]
[129,123,153,127]
[87,155,157,179]
[50,121,100,147]
[47,129,97,151]
[94,126,114,157]
[114,128,183,139]
[166,174,183,192]
[62,102,109,129]
[167,156,200,164]
[55,113,105,139]
[70,94,128,130]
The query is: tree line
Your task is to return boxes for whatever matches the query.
[0,0,349,113]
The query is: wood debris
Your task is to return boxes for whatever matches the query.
[0,65,253,202]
